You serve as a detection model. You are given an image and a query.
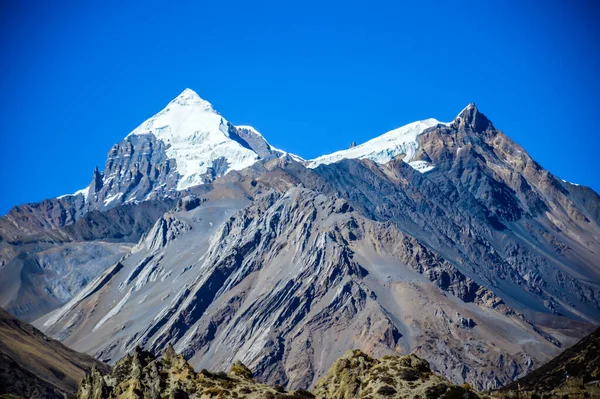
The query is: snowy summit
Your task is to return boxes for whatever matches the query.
[128,88,261,190]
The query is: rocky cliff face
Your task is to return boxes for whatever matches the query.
[37,183,591,391]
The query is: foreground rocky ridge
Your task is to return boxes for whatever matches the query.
[76,346,479,399]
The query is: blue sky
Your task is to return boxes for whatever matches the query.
[1,0,599,214]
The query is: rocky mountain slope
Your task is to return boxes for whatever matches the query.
[0,200,173,321]
[37,179,597,391]
[1,91,597,392]
[0,307,108,399]
[498,328,600,398]
[75,345,479,399]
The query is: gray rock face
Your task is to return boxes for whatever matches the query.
[234,126,286,160]
[87,133,180,209]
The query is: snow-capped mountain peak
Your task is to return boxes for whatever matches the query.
[57,89,304,210]
[308,118,443,172]
[127,89,260,190]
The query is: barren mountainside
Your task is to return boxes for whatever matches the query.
[0,90,598,394]
[0,307,108,399]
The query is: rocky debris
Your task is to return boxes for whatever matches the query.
[76,345,314,399]
[0,307,108,399]
[497,328,600,398]
[313,349,480,399]
[454,313,476,329]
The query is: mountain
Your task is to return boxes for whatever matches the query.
[33,101,600,392]
[0,89,292,321]
[0,306,108,399]
[498,327,600,398]
[0,89,290,242]
[1,90,598,392]
[74,345,479,399]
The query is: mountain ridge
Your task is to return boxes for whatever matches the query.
[1,90,599,393]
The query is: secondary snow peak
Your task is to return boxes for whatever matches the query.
[307,118,441,172]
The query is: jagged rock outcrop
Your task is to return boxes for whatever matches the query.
[76,345,482,399]
[76,345,314,399]
[313,350,480,399]
[133,214,192,253]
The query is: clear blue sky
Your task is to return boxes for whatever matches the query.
[1,0,599,214]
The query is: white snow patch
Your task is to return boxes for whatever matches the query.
[307,118,442,172]
[58,186,90,200]
[103,192,123,206]
[562,179,580,186]
[408,160,435,173]
[236,125,262,136]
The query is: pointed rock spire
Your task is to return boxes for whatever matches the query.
[91,165,103,193]
[454,103,493,132]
